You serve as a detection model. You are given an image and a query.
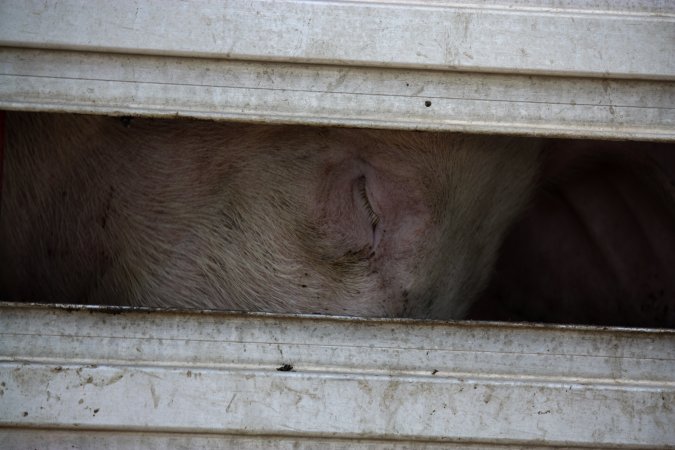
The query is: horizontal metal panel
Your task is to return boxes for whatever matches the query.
[0,430,582,450]
[1,48,673,140]
[0,0,673,79]
[1,303,673,447]
[0,1,673,138]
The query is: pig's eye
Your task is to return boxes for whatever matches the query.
[356,176,379,229]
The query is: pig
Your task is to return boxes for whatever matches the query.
[470,139,675,328]
[0,111,540,320]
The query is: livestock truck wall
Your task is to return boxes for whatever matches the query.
[1,1,674,448]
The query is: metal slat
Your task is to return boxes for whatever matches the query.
[0,430,592,450]
[1,303,673,447]
[1,48,673,140]
[1,0,673,79]
[0,1,674,139]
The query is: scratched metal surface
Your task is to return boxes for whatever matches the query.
[0,0,674,140]
[0,302,673,448]
[1,0,673,78]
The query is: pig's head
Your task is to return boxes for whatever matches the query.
[1,114,540,319]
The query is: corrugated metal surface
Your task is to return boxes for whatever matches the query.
[1,303,674,447]
[0,0,673,139]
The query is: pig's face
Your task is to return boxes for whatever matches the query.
[1,114,540,319]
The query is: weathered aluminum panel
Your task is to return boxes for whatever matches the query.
[0,1,674,140]
[1,0,673,79]
[0,430,596,450]
[1,48,673,141]
[1,303,674,448]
